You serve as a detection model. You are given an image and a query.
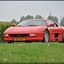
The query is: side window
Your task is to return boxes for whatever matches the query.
[47,20,54,25]
[47,20,59,27]
[47,20,56,27]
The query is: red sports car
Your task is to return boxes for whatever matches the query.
[3,19,64,43]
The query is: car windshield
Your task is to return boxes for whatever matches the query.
[18,20,46,26]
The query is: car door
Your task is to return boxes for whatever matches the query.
[47,20,63,42]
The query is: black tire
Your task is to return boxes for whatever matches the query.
[7,41,13,43]
[44,30,49,42]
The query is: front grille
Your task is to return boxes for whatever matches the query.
[10,34,29,37]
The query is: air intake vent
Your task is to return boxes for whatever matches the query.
[10,34,29,37]
[55,33,59,38]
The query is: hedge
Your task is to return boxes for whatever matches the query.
[0,22,18,42]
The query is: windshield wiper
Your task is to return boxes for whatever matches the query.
[18,25,38,27]
[18,25,28,27]
[27,25,38,26]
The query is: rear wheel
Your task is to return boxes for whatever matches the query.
[44,30,49,42]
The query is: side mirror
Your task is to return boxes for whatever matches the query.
[47,23,55,27]
[12,23,16,27]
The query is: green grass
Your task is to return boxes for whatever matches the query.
[0,42,64,63]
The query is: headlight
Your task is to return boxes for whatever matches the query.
[4,34,9,37]
[30,34,36,36]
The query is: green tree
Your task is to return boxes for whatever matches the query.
[60,17,64,26]
[11,19,16,23]
[19,15,34,22]
[35,15,43,19]
[26,15,34,19]
[54,16,58,23]
[47,15,58,23]
[47,15,52,20]
[19,16,26,22]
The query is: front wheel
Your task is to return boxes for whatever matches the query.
[44,30,49,42]
[7,41,13,43]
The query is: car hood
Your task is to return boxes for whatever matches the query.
[4,26,46,34]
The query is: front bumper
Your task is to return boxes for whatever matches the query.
[4,33,44,42]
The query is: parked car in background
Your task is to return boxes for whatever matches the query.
[3,19,64,43]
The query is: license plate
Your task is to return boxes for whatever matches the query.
[14,38,25,41]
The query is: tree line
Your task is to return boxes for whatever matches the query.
[11,15,64,26]
[0,15,64,42]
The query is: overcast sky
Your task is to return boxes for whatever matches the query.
[0,1,64,23]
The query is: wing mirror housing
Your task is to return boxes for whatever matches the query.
[47,23,55,27]
[12,23,16,27]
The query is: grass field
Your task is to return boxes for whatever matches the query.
[0,42,64,63]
